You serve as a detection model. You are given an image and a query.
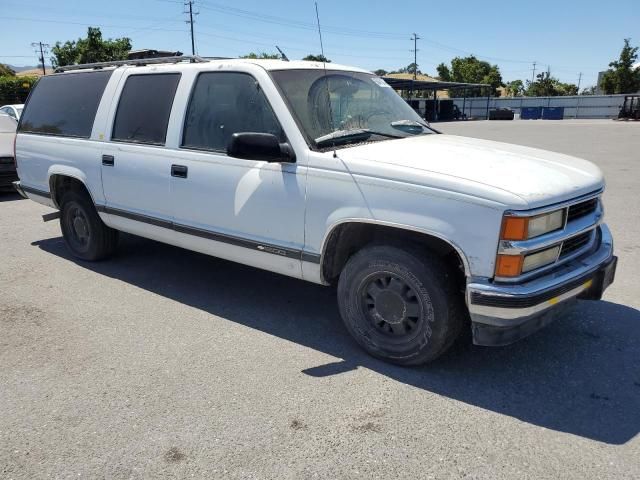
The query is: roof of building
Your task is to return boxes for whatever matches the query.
[381,75,490,92]
[384,72,441,82]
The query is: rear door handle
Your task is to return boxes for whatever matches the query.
[171,164,188,178]
[102,154,114,166]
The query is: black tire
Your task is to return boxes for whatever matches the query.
[337,244,464,365]
[59,190,118,261]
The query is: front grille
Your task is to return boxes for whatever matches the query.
[560,231,592,258]
[0,157,14,165]
[567,198,598,223]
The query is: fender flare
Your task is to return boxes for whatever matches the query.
[47,166,97,209]
[318,218,471,279]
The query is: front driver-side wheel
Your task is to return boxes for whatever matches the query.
[60,190,118,261]
[337,244,464,365]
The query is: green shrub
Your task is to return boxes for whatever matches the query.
[0,76,38,105]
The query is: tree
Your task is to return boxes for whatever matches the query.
[505,79,524,97]
[581,85,597,95]
[240,52,281,59]
[599,39,640,94]
[525,70,578,96]
[405,62,421,76]
[51,27,131,67]
[436,56,503,96]
[373,69,388,76]
[0,64,16,76]
[436,63,451,81]
[302,54,331,62]
[390,63,422,76]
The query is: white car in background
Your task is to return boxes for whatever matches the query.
[0,114,18,191]
[0,104,24,121]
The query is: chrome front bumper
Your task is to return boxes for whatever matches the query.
[467,224,616,346]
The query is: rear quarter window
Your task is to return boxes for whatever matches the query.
[19,70,112,138]
[111,73,180,145]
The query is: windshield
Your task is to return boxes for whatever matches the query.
[271,69,433,149]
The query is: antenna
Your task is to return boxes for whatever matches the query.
[314,2,336,151]
[275,46,289,62]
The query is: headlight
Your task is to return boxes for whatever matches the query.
[501,209,564,240]
[495,245,561,277]
[527,210,564,238]
[522,245,561,272]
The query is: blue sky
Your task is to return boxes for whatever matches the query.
[1,0,638,88]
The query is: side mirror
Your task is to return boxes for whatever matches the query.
[227,132,295,163]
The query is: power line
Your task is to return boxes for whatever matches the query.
[196,1,537,64]
[31,42,49,75]
[0,8,603,76]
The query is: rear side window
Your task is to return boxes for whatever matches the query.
[112,73,180,145]
[19,70,112,138]
[182,72,284,152]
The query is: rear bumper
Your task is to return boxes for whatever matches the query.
[467,224,616,346]
[12,180,28,198]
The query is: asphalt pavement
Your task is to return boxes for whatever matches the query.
[1,119,638,479]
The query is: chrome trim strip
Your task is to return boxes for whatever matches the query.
[96,204,320,263]
[470,282,589,321]
[503,189,602,217]
[469,224,613,323]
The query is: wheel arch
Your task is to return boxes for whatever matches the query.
[48,169,96,209]
[319,219,470,285]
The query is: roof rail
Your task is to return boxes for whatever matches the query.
[54,55,208,73]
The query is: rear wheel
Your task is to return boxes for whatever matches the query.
[337,244,464,365]
[60,190,118,261]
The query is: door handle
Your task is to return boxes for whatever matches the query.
[102,154,114,166]
[171,164,188,178]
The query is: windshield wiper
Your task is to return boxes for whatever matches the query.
[314,128,401,147]
[390,119,429,134]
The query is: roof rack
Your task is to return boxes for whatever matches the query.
[54,55,208,73]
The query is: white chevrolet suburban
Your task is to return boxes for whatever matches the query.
[13,56,617,365]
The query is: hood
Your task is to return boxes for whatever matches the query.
[337,134,604,209]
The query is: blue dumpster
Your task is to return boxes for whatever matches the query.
[521,107,542,119]
[542,107,564,120]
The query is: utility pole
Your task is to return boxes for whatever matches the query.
[577,72,582,93]
[410,33,420,80]
[185,1,197,55]
[31,42,49,76]
[531,61,537,84]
